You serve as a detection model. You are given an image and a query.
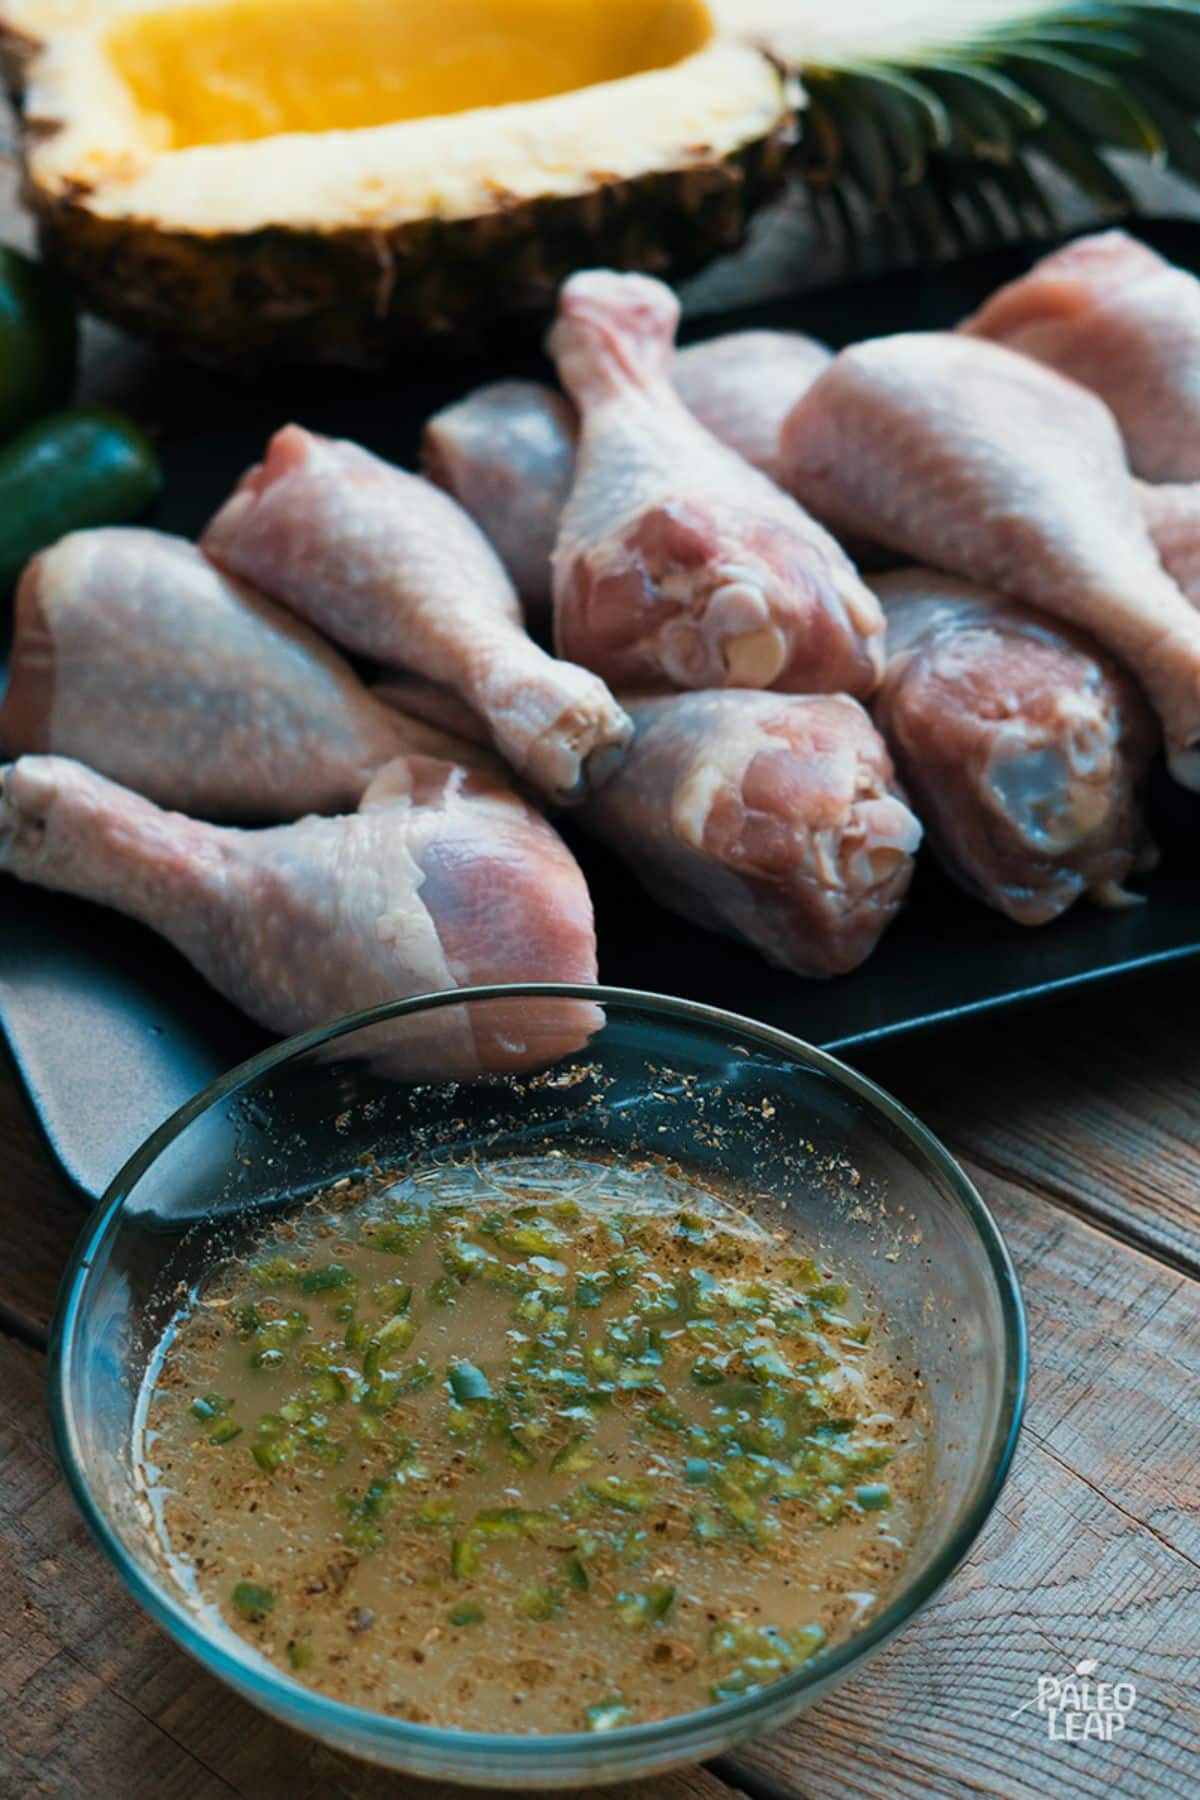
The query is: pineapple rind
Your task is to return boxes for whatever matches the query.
[26,136,788,367]
[0,2,792,365]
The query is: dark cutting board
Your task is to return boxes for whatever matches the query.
[3,219,1199,1202]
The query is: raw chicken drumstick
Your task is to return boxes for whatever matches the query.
[671,329,833,484]
[872,570,1157,925]
[0,754,599,1074]
[0,528,489,820]
[1138,482,1200,607]
[423,380,577,622]
[779,332,1200,789]
[423,332,832,618]
[577,690,921,977]
[960,230,1200,482]
[201,426,632,805]
[548,272,885,696]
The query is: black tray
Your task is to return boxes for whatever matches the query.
[4,220,1199,1202]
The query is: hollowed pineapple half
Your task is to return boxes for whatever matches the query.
[0,0,792,366]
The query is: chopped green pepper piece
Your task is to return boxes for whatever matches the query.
[297,1263,354,1296]
[251,1436,295,1473]
[448,1361,493,1403]
[585,1697,631,1732]
[712,1670,752,1702]
[208,1418,243,1446]
[448,1602,485,1627]
[708,1619,825,1682]
[503,1426,536,1469]
[549,1434,596,1475]
[414,1499,457,1530]
[231,1581,275,1619]
[344,1317,372,1353]
[305,1369,347,1407]
[249,1310,308,1367]
[250,1256,299,1290]
[634,1280,679,1320]
[363,1313,417,1379]
[287,1641,314,1670]
[584,1476,657,1513]
[690,1507,724,1544]
[362,1213,427,1255]
[565,1554,590,1591]
[441,1238,490,1277]
[496,1219,565,1257]
[516,1585,562,1621]
[189,1392,230,1423]
[646,1399,689,1438]
[371,1280,413,1315]
[855,1482,891,1511]
[613,1584,675,1627]
[450,1536,480,1578]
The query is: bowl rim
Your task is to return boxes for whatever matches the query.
[49,982,1027,1771]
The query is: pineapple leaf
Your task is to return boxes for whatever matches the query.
[791,0,1200,262]
[1012,27,1143,67]
[928,159,1006,247]
[920,60,1046,134]
[1002,47,1165,156]
[813,79,900,205]
[842,69,952,185]
[891,173,970,259]
[919,66,1036,161]
[993,154,1063,235]
[847,65,954,151]
[1134,12,1200,110]
[1122,75,1200,182]
[1031,113,1137,209]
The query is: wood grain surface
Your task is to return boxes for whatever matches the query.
[4,961,1200,1799]
[2,151,1200,1800]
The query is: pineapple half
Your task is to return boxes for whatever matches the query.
[1,1,1196,367]
[0,0,794,365]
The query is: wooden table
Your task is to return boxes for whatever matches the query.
[3,963,1199,1800]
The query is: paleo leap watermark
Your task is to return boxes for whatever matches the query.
[1010,1658,1136,1743]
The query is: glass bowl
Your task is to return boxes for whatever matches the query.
[50,984,1025,1788]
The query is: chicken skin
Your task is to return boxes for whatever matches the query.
[0,754,599,1073]
[578,690,920,977]
[202,425,632,805]
[960,230,1200,482]
[549,272,885,697]
[873,570,1157,925]
[779,331,1200,789]
[422,380,578,622]
[0,528,483,820]
[422,332,830,621]
[1138,481,1200,607]
[671,328,833,484]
